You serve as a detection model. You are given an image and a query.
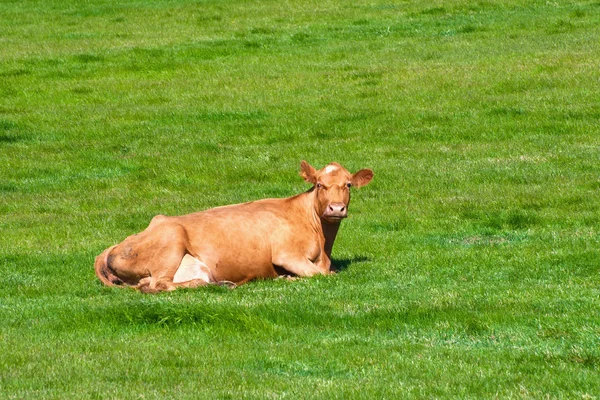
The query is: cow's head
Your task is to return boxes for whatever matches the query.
[300,161,374,223]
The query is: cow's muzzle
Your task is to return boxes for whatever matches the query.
[323,202,348,221]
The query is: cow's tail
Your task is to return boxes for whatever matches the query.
[94,245,124,287]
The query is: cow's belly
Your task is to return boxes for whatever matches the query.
[179,210,301,283]
[173,253,274,285]
[208,256,277,284]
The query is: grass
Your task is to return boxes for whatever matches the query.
[1,0,600,398]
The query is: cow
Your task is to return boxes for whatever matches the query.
[94,161,373,293]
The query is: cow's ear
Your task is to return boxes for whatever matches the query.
[300,160,318,184]
[351,169,374,188]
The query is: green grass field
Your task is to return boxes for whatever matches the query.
[1,0,600,398]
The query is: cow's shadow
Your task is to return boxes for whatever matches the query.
[331,256,370,273]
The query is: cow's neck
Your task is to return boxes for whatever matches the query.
[321,220,341,258]
[297,190,342,258]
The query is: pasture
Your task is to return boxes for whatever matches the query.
[1,0,599,398]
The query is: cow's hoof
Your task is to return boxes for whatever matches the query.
[217,280,237,289]
[138,283,158,294]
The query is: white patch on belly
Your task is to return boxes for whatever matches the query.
[324,164,339,173]
[173,254,212,284]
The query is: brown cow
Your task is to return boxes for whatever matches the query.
[94,161,373,293]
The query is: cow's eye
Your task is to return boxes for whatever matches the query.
[316,183,322,189]
[346,182,352,188]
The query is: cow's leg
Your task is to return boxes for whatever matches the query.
[173,278,209,289]
[136,253,232,293]
[275,254,332,278]
[135,231,190,293]
[106,217,187,291]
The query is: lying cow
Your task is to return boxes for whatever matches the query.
[95,161,373,293]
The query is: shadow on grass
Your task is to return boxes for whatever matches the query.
[272,255,370,276]
[0,134,21,143]
[331,256,371,272]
